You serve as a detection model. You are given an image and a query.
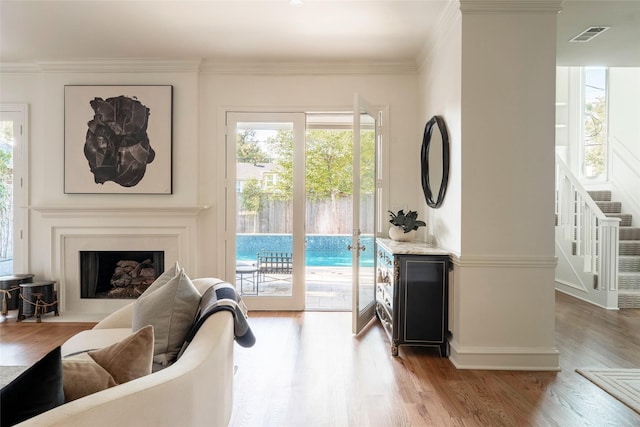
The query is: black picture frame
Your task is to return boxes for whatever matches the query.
[64,85,173,194]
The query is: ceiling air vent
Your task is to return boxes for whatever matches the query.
[569,26,611,43]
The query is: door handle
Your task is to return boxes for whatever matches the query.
[347,244,366,253]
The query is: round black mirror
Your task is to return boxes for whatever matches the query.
[421,115,450,209]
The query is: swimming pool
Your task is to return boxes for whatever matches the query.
[236,234,374,267]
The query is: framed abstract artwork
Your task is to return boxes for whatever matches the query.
[64,85,173,194]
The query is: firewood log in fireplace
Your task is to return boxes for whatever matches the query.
[106,259,157,298]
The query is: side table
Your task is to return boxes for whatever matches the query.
[236,264,258,295]
[0,274,35,315]
[17,281,59,322]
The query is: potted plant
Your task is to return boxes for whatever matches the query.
[388,209,426,241]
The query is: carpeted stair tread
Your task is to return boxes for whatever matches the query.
[596,201,622,213]
[560,189,639,307]
[618,272,640,290]
[619,256,640,272]
[587,190,612,202]
[619,290,640,309]
[619,288,640,295]
[604,213,633,227]
[574,227,640,240]
[572,242,640,257]
[619,241,640,256]
[619,227,640,241]
[594,274,640,289]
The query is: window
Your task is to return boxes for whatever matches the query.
[582,67,608,178]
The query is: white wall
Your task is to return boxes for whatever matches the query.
[0,62,421,312]
[609,67,640,225]
[417,4,462,256]
[460,14,556,258]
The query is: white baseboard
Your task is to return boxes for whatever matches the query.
[448,340,561,371]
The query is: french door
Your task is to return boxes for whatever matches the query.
[226,104,380,315]
[352,95,379,333]
[0,105,27,276]
[226,112,306,310]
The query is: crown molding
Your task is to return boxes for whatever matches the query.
[459,0,562,14]
[1,58,418,76]
[0,62,42,74]
[1,59,203,74]
[41,59,203,73]
[199,60,418,75]
[417,0,461,70]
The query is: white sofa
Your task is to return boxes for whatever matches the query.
[17,278,236,427]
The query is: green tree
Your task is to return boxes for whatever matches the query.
[267,129,294,200]
[240,177,264,233]
[237,130,268,164]
[306,130,352,201]
[358,128,376,196]
[240,177,263,213]
[267,128,375,202]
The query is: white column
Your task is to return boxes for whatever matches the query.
[449,0,562,369]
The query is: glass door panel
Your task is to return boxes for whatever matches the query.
[0,108,26,276]
[0,117,15,276]
[226,113,305,310]
[304,114,355,311]
[352,96,378,333]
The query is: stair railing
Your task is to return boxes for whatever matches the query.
[556,155,620,292]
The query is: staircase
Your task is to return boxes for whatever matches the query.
[589,190,640,309]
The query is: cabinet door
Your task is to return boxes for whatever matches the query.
[401,257,446,343]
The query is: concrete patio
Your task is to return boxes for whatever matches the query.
[237,266,355,311]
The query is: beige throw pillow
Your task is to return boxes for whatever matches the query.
[62,325,154,402]
[132,266,200,366]
[88,324,154,384]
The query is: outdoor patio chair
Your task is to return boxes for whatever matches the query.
[256,250,293,285]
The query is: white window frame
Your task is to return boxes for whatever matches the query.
[0,104,29,274]
[579,67,609,183]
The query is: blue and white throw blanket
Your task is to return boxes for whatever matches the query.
[181,281,256,351]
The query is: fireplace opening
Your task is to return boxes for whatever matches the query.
[80,251,165,299]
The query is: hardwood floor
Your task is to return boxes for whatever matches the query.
[1,292,639,426]
[231,293,640,427]
[0,321,95,365]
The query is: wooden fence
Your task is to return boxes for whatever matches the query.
[237,195,374,234]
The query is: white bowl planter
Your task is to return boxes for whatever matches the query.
[388,226,416,242]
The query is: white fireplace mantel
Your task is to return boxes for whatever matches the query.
[30,205,209,217]
[31,205,207,316]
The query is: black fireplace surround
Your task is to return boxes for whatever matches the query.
[80,251,164,299]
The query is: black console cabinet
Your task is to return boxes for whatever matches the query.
[375,239,450,357]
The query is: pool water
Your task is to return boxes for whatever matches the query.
[236,234,374,267]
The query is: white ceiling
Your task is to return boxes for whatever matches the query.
[0,0,638,67]
[557,1,640,66]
